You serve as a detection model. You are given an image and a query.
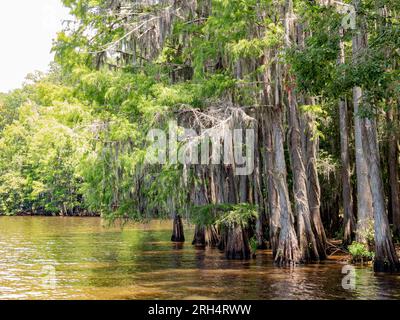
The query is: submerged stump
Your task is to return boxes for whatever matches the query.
[171,215,185,242]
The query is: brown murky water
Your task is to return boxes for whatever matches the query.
[0,217,399,300]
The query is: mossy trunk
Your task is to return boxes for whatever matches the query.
[225,224,251,260]
[171,214,185,242]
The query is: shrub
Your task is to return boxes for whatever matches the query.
[249,236,258,257]
[348,241,374,264]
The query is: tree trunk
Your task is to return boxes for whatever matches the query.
[225,224,251,260]
[271,109,301,265]
[303,110,327,259]
[352,0,399,271]
[352,0,374,244]
[262,50,280,256]
[191,166,209,247]
[262,48,300,265]
[255,211,267,249]
[338,29,355,246]
[353,87,374,244]
[265,119,280,255]
[287,90,319,262]
[285,0,319,262]
[253,117,267,248]
[171,214,185,242]
[340,97,356,246]
[362,117,400,272]
[205,225,220,247]
[192,224,206,246]
[217,227,227,251]
[192,224,220,247]
[387,108,400,237]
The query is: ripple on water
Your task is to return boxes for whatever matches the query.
[0,216,400,299]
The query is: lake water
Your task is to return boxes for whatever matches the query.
[0,217,399,300]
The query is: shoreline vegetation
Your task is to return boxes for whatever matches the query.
[0,0,399,274]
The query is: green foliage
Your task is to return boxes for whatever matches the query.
[289,0,400,106]
[191,204,221,227]
[356,219,375,246]
[249,236,258,255]
[216,203,258,228]
[191,203,258,228]
[0,66,94,216]
[348,241,375,263]
[0,0,398,241]
[286,3,343,97]
[0,100,91,215]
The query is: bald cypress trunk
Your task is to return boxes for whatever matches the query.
[264,113,280,255]
[192,225,206,247]
[387,108,400,237]
[303,111,327,259]
[253,116,267,248]
[225,223,251,260]
[192,225,220,247]
[352,0,399,272]
[352,0,374,244]
[353,88,374,244]
[262,46,300,264]
[287,90,319,262]
[223,168,251,259]
[362,117,400,272]
[261,50,280,256]
[338,29,355,246]
[270,91,301,265]
[285,0,319,262]
[205,225,220,247]
[340,97,355,246]
[191,167,208,247]
[171,214,185,242]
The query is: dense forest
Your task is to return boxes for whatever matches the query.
[0,0,399,273]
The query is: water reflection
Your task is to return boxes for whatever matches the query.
[0,217,399,300]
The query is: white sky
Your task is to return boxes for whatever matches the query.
[0,1,71,93]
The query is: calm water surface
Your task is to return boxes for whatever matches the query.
[0,217,399,300]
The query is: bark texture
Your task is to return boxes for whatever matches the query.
[362,118,400,272]
[171,214,185,242]
[340,97,355,246]
[387,108,400,237]
[352,0,374,244]
[225,224,251,260]
[338,30,355,246]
